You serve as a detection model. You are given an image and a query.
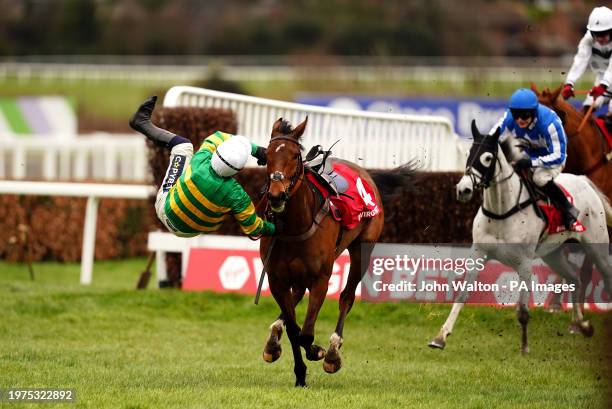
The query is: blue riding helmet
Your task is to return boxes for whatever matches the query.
[508,88,538,110]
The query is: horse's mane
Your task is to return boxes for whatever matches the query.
[278,119,294,135]
[539,88,583,131]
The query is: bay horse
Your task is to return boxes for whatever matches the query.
[259,117,415,387]
[534,84,612,321]
[429,120,612,354]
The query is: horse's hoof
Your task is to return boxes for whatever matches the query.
[294,380,307,388]
[306,345,326,361]
[263,343,282,363]
[323,348,342,374]
[568,322,581,335]
[547,304,562,313]
[323,358,342,374]
[580,320,595,338]
[521,345,530,355]
[428,337,446,350]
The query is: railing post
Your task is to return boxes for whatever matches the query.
[80,196,99,285]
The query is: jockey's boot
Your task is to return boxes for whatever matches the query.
[541,180,585,232]
[129,96,188,149]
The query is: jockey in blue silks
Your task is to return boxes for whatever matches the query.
[492,88,585,232]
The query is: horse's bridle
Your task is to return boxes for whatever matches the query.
[267,136,304,202]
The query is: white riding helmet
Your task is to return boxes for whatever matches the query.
[211,135,251,177]
[586,6,612,33]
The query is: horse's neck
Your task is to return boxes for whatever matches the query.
[282,173,316,234]
[555,102,600,173]
[482,148,525,214]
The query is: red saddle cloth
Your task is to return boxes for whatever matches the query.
[306,163,381,230]
[594,117,612,151]
[537,184,577,234]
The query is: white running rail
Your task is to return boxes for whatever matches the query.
[0,134,149,182]
[0,181,156,285]
[164,86,464,171]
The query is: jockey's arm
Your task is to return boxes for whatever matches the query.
[533,121,567,167]
[603,55,612,88]
[566,33,593,86]
[229,184,275,237]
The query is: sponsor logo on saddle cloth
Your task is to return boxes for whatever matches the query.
[329,163,380,229]
[538,184,577,234]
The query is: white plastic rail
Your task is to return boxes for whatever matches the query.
[163,86,464,171]
[0,181,156,284]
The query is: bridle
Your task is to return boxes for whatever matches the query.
[465,140,510,189]
[266,135,305,203]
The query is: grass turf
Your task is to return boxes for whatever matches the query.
[0,258,610,408]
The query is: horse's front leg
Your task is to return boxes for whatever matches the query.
[269,281,307,387]
[299,278,328,362]
[514,260,533,354]
[430,247,485,349]
[263,287,306,363]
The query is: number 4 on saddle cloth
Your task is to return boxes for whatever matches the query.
[305,145,380,230]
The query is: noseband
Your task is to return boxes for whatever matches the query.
[267,136,304,200]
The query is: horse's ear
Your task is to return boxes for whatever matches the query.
[471,119,481,139]
[491,126,501,141]
[530,83,539,95]
[293,116,308,139]
[271,118,283,137]
[550,84,563,102]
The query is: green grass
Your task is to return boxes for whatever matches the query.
[0,258,610,408]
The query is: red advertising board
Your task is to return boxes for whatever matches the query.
[182,246,610,312]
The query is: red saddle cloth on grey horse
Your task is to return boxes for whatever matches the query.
[537,184,584,234]
[306,162,381,230]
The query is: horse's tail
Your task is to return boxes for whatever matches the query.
[370,161,421,205]
[583,176,612,227]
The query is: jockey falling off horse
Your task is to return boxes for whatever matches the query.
[492,88,585,232]
[561,6,612,120]
[129,96,278,238]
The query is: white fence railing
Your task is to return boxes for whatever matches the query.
[0,134,149,182]
[164,86,465,171]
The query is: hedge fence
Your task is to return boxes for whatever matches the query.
[0,107,481,278]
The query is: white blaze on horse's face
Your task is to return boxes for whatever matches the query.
[456,174,474,202]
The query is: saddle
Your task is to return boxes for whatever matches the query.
[304,145,350,197]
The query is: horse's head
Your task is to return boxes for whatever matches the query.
[456,120,500,202]
[266,117,307,213]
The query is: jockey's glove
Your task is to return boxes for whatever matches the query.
[590,84,608,99]
[513,158,532,171]
[561,84,574,100]
[255,146,268,166]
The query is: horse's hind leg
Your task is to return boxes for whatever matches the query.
[324,241,372,374]
[543,249,593,337]
[269,282,307,387]
[263,287,305,363]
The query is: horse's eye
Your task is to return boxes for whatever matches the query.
[294,153,300,159]
[479,152,493,167]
